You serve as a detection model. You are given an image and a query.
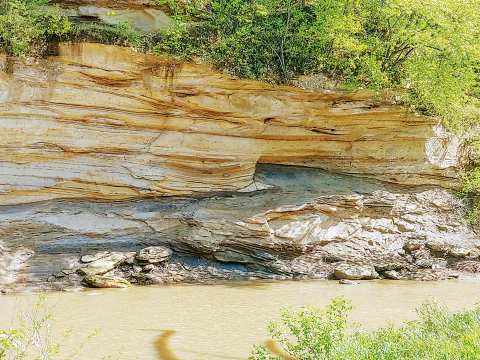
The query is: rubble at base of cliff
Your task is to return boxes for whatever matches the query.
[2,242,480,292]
[32,240,480,290]
[2,183,480,292]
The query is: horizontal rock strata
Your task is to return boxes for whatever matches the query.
[0,43,462,205]
[59,3,173,32]
[0,166,478,291]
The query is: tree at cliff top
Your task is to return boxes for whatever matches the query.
[157,0,480,130]
[0,0,71,57]
[0,0,478,130]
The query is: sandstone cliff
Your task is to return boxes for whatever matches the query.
[56,0,173,32]
[53,0,161,7]
[0,43,461,206]
[1,166,478,291]
[0,42,474,291]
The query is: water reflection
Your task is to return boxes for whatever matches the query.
[155,330,180,360]
[223,280,274,290]
[153,333,295,360]
[264,340,296,360]
[154,330,245,360]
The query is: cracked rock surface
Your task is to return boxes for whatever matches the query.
[0,43,462,206]
[1,165,478,292]
[0,42,473,292]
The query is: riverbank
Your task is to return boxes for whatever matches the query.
[1,40,475,293]
[1,280,480,359]
[2,164,480,293]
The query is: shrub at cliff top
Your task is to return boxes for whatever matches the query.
[157,0,480,130]
[0,0,478,130]
[0,0,71,57]
[250,298,480,360]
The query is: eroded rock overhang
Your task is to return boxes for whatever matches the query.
[1,166,478,290]
[0,42,463,206]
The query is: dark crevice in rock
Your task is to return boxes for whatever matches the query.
[1,165,478,292]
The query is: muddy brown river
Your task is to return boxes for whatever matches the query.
[1,280,480,360]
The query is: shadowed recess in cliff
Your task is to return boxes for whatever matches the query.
[0,164,405,290]
[0,43,463,206]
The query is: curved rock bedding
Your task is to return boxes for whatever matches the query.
[0,165,478,291]
[0,43,462,206]
[0,43,474,291]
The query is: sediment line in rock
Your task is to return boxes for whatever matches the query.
[0,167,478,291]
[0,43,463,205]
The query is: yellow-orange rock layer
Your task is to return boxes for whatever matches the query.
[0,43,460,205]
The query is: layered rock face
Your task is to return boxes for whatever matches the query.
[56,0,173,32]
[0,43,461,206]
[53,0,162,7]
[0,42,474,291]
[1,166,479,291]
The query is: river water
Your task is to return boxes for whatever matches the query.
[1,280,480,360]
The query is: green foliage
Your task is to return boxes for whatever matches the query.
[68,19,176,56]
[461,167,480,224]
[0,295,60,360]
[462,168,480,197]
[250,298,480,360]
[157,0,210,16]
[70,21,145,49]
[0,295,101,360]
[392,0,480,129]
[0,0,71,57]
[158,0,325,82]
[155,0,480,127]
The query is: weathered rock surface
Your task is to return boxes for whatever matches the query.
[0,246,34,286]
[334,263,378,280]
[0,43,462,206]
[84,274,131,288]
[77,252,132,276]
[0,165,479,291]
[60,5,173,32]
[53,0,164,9]
[135,246,172,263]
[72,246,285,287]
[80,251,110,263]
[0,42,474,291]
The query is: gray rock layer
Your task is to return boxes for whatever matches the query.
[1,165,478,291]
